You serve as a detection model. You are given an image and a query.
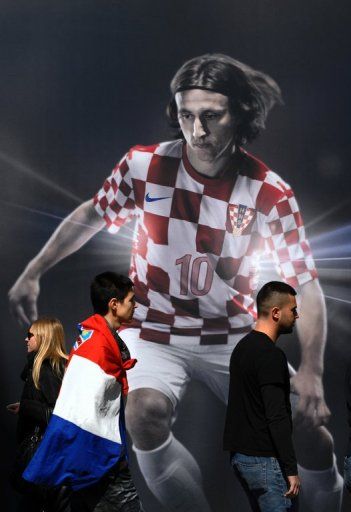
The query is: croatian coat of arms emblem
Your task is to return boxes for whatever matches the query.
[73,324,94,350]
[228,204,256,235]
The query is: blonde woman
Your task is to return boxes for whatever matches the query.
[7,317,69,511]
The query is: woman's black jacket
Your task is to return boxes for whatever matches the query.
[17,352,64,443]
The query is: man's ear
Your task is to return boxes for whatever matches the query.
[271,306,281,322]
[108,298,119,314]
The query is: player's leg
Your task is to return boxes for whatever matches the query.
[70,461,141,512]
[190,338,243,507]
[121,329,212,512]
[288,365,343,512]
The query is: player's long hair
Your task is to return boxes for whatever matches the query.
[167,53,282,145]
[31,317,68,389]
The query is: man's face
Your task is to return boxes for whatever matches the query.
[175,89,236,162]
[117,290,137,324]
[278,295,299,334]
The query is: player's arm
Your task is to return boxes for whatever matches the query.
[290,278,330,427]
[8,199,104,326]
[264,178,329,426]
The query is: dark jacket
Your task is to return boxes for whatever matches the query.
[17,352,65,443]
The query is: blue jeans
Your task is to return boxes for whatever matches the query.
[231,452,298,512]
[345,456,351,492]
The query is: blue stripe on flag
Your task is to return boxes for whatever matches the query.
[23,414,125,490]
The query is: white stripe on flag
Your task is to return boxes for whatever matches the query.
[54,354,122,443]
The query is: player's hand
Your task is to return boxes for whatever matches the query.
[8,272,40,326]
[285,475,300,498]
[290,369,331,428]
[6,402,20,414]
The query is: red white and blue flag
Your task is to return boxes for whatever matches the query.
[23,315,136,490]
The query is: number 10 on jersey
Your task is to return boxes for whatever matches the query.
[176,254,214,297]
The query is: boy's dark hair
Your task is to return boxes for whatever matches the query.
[256,281,296,317]
[90,272,134,315]
[167,53,282,145]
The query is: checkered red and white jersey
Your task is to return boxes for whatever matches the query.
[94,140,317,345]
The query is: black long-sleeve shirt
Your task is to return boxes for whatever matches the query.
[223,330,297,476]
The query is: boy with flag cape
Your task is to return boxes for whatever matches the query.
[24,272,142,512]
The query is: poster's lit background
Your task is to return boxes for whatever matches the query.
[1,0,350,509]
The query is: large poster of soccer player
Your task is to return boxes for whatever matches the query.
[1,1,350,511]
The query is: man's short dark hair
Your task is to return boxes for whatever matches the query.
[167,53,282,145]
[256,281,296,317]
[90,272,134,315]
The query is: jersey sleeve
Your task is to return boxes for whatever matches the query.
[264,181,318,288]
[94,152,136,234]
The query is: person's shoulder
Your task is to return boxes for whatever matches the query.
[238,150,294,215]
[253,343,285,375]
[231,331,266,359]
[240,330,263,344]
[71,315,110,352]
[262,345,287,370]
[40,358,53,370]
[70,315,122,368]
[231,333,249,354]
[238,150,270,181]
[242,330,271,344]
[127,139,183,162]
[273,344,287,360]
[248,332,282,358]
[39,358,62,381]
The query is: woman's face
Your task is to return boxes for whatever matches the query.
[26,327,38,353]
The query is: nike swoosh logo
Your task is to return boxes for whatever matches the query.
[145,193,171,202]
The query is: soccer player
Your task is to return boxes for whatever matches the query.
[9,54,342,511]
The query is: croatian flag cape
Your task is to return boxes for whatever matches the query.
[23,314,136,490]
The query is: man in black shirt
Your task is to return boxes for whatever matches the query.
[224,281,300,511]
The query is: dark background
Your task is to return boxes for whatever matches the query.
[1,0,350,509]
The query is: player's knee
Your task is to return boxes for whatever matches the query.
[126,389,172,445]
[295,424,333,450]
[294,425,334,467]
[310,425,334,452]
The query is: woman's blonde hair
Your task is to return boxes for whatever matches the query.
[31,317,68,389]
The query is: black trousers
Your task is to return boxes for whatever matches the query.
[70,463,141,512]
[16,486,71,512]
